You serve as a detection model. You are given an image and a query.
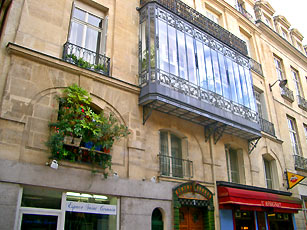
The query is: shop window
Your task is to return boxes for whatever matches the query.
[152,208,164,230]
[68,3,107,55]
[225,145,245,184]
[287,116,301,156]
[273,55,285,81]
[159,130,191,178]
[267,213,294,230]
[234,210,255,230]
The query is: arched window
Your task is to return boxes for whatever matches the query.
[151,208,163,230]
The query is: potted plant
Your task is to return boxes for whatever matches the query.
[46,84,130,175]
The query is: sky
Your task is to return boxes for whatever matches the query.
[267,0,307,44]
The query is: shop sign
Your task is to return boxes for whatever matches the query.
[175,182,212,201]
[66,201,117,215]
[286,171,305,189]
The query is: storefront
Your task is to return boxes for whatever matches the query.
[173,182,215,230]
[17,186,119,230]
[217,182,302,230]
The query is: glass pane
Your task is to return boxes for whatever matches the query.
[171,134,182,178]
[88,13,103,28]
[211,50,222,95]
[168,26,178,76]
[69,21,84,47]
[21,214,57,230]
[239,65,250,108]
[160,131,168,155]
[141,21,147,72]
[229,149,239,183]
[244,68,256,111]
[196,41,207,89]
[158,20,169,72]
[218,53,230,99]
[186,35,197,84]
[177,30,188,80]
[204,46,214,92]
[21,187,62,209]
[73,8,86,21]
[226,58,238,103]
[233,62,243,105]
[85,27,100,52]
[65,212,116,230]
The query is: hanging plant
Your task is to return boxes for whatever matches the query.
[46,84,130,175]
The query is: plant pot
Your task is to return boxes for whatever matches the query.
[64,136,73,145]
[72,137,82,147]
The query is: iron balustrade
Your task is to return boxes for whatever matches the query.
[259,117,275,136]
[158,154,193,178]
[280,86,294,102]
[249,58,263,76]
[297,95,307,111]
[294,155,307,171]
[235,4,255,23]
[63,42,110,76]
[140,0,248,56]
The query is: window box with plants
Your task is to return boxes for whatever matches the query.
[46,84,129,175]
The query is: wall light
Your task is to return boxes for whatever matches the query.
[269,79,287,91]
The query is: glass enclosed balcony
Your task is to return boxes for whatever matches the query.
[138,1,261,140]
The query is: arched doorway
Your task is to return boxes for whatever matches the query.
[152,208,164,230]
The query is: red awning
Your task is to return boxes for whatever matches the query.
[218,186,302,212]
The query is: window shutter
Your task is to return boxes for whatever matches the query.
[100,16,108,54]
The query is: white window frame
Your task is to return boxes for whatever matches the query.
[287,116,301,156]
[291,68,302,96]
[274,56,284,81]
[225,145,245,184]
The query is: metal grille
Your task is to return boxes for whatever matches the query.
[260,117,275,136]
[63,42,110,76]
[159,154,193,178]
[281,86,294,102]
[297,95,307,111]
[249,58,263,76]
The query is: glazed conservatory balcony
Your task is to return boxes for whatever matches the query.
[138,1,261,141]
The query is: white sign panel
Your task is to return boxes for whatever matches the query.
[66,201,117,215]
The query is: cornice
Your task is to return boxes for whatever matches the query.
[6,43,140,95]
[255,0,275,16]
[273,15,291,29]
[290,28,304,42]
[256,21,307,66]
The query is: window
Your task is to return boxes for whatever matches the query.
[206,11,219,24]
[304,124,307,144]
[274,56,284,80]
[159,131,190,178]
[240,34,251,56]
[68,4,107,54]
[263,157,278,189]
[225,145,245,184]
[291,68,302,96]
[281,29,288,40]
[287,116,301,155]
[263,15,271,27]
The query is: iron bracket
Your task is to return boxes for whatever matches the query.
[143,104,153,125]
[248,137,261,154]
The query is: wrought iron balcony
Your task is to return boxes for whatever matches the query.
[235,4,255,23]
[249,58,263,76]
[259,117,275,136]
[297,95,307,111]
[62,42,110,76]
[294,155,307,171]
[140,0,248,56]
[158,154,193,178]
[280,86,294,102]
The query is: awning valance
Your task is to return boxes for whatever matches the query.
[218,186,302,212]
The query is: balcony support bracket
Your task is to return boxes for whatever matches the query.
[204,122,226,144]
[248,137,261,154]
[143,104,153,125]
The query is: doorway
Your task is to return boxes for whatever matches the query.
[179,206,204,230]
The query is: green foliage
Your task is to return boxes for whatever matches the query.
[47,84,130,175]
[65,54,108,74]
[94,63,107,73]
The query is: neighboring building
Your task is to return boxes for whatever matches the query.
[0,0,306,230]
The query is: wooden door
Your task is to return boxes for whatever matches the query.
[179,206,204,230]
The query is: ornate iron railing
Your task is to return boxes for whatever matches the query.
[140,0,248,56]
[62,42,110,76]
[249,58,263,76]
[281,86,294,102]
[297,95,307,111]
[259,117,275,136]
[235,4,255,23]
[158,154,193,178]
[294,155,307,171]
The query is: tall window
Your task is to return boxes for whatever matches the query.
[287,116,301,155]
[254,90,266,118]
[264,158,273,189]
[225,145,245,184]
[160,131,188,178]
[206,11,219,24]
[274,56,284,80]
[291,68,302,96]
[68,5,107,54]
[303,124,307,144]
[281,29,288,40]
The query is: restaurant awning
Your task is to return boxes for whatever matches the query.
[218,186,302,213]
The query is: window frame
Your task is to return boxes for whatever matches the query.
[287,116,301,156]
[291,68,303,97]
[273,56,285,81]
[225,145,245,184]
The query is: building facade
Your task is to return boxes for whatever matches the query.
[0,0,306,229]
